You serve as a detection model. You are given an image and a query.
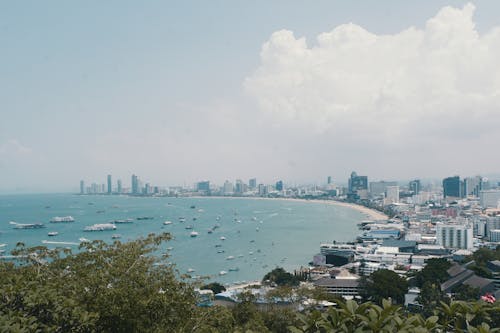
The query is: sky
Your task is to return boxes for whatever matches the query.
[2,1,500,193]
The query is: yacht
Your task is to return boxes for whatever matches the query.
[9,221,45,229]
[163,221,173,225]
[50,216,75,223]
[190,231,199,237]
[84,223,117,232]
[220,236,226,241]
[47,231,58,237]
[226,256,235,260]
[219,271,227,276]
[187,268,196,273]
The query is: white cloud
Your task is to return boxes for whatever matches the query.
[244,2,500,150]
[0,139,32,156]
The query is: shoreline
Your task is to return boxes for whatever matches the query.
[188,195,388,221]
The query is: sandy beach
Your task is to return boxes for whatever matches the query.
[190,195,388,221]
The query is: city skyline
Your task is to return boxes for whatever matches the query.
[3,1,500,193]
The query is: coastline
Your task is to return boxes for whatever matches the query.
[189,196,388,221]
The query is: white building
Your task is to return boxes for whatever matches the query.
[385,186,400,203]
[480,190,500,208]
[489,229,500,242]
[436,223,473,250]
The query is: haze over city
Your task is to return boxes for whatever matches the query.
[3,1,500,193]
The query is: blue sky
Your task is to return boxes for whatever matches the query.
[2,1,500,192]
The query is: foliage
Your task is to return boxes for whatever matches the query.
[359,269,408,305]
[201,282,226,294]
[263,267,301,287]
[415,258,451,288]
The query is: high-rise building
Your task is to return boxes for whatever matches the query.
[327,176,332,185]
[249,178,257,189]
[197,181,210,193]
[117,179,122,194]
[223,180,233,195]
[369,181,397,196]
[464,176,482,197]
[275,180,284,191]
[409,180,421,195]
[385,186,400,203]
[442,176,463,198]
[107,175,112,194]
[235,180,244,194]
[348,171,368,194]
[480,190,500,208]
[131,174,139,195]
[80,180,85,194]
[258,184,266,196]
[436,222,473,249]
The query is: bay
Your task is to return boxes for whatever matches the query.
[0,194,365,284]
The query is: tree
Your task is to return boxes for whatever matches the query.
[201,282,226,294]
[415,258,451,287]
[360,269,408,305]
[1,233,197,332]
[262,267,301,287]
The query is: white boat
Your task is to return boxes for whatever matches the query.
[220,236,226,241]
[111,234,121,239]
[226,256,235,260]
[187,268,196,273]
[190,231,199,237]
[229,267,239,272]
[84,223,116,232]
[219,270,227,276]
[79,237,91,243]
[112,219,133,224]
[163,221,173,225]
[48,231,58,237]
[166,246,174,251]
[185,225,193,230]
[9,221,45,229]
[50,216,75,223]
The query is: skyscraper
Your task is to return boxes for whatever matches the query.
[275,180,283,191]
[464,176,482,197]
[443,176,463,198]
[348,171,368,193]
[80,180,85,194]
[249,178,257,189]
[107,175,112,194]
[409,179,421,195]
[117,179,122,194]
[197,181,210,193]
[327,176,332,185]
[131,174,139,195]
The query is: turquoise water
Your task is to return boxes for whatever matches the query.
[0,194,365,284]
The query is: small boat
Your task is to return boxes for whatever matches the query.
[220,236,226,241]
[163,221,173,225]
[96,210,105,214]
[166,246,174,251]
[190,205,196,209]
[185,225,193,230]
[111,234,121,239]
[113,219,133,224]
[187,268,196,273]
[215,244,222,248]
[207,229,213,234]
[226,256,235,260]
[84,223,117,231]
[136,216,154,220]
[217,249,225,253]
[219,271,227,276]
[192,217,197,221]
[79,237,91,243]
[9,221,45,229]
[228,267,239,272]
[48,231,58,237]
[256,227,259,231]
[190,231,199,237]
[50,216,75,223]
[197,209,204,213]
[179,217,186,222]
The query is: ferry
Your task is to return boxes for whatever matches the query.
[84,223,117,232]
[9,221,45,229]
[50,216,75,223]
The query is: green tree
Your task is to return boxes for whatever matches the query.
[201,282,226,294]
[360,269,408,305]
[262,267,301,287]
[415,258,451,287]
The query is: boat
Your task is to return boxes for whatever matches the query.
[179,217,186,222]
[50,216,75,223]
[48,231,58,237]
[217,249,225,253]
[136,216,154,220]
[112,219,133,224]
[190,205,196,209]
[96,210,105,214]
[187,268,196,273]
[166,246,174,251]
[219,271,227,276]
[9,221,45,229]
[79,237,91,243]
[207,229,213,234]
[215,244,222,248]
[190,231,199,237]
[220,236,226,241]
[185,225,193,230]
[226,256,235,260]
[228,267,239,272]
[83,223,117,231]
[111,234,122,239]
[163,221,173,225]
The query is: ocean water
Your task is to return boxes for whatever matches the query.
[0,194,366,284]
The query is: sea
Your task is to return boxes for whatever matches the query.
[0,194,366,285]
